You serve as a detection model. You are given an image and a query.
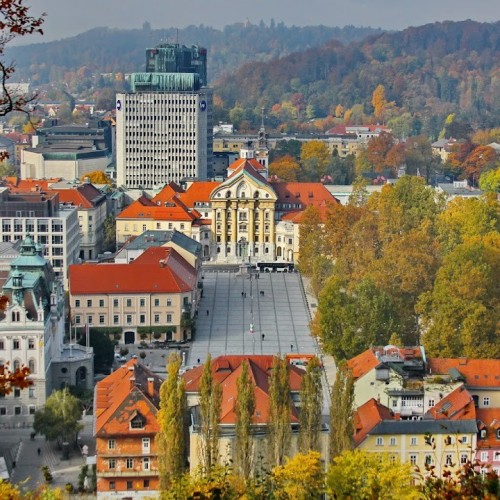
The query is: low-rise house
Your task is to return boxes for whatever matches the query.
[476,408,500,475]
[69,246,199,344]
[94,360,162,499]
[182,354,328,471]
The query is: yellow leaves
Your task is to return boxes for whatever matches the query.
[372,84,387,120]
[269,154,300,182]
[80,170,112,186]
[272,451,324,500]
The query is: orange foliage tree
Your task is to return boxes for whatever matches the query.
[269,154,300,182]
[81,170,112,185]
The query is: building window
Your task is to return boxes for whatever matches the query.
[142,437,150,454]
[410,437,417,446]
[0,407,6,415]
[180,223,185,230]
[445,454,453,466]
[13,339,20,350]
[108,459,116,469]
[126,315,132,324]
[28,339,35,349]
[29,388,35,398]
[167,314,172,323]
[113,299,119,307]
[75,315,81,324]
[481,451,488,462]
[460,453,468,464]
[75,299,80,307]
[154,314,160,324]
[140,314,146,324]
[376,437,383,446]
[28,359,35,373]
[483,397,490,407]
[126,481,133,490]
[140,298,145,307]
[87,315,93,325]
[126,458,134,469]
[99,315,105,324]
[126,299,132,307]
[0,340,3,350]
[109,481,115,490]
[409,454,417,465]
[143,457,150,470]
[87,299,92,307]
[461,435,468,444]
[29,406,35,415]
[14,388,20,398]
[108,439,115,450]
[14,406,21,415]
[113,315,119,325]
[131,413,145,429]
[167,299,172,306]
[425,455,433,465]
[144,479,150,488]
[154,298,160,306]
[99,299,104,307]
[389,437,397,446]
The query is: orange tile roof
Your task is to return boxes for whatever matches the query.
[178,181,221,207]
[227,157,267,174]
[183,355,305,425]
[476,408,500,450]
[272,182,338,207]
[425,386,476,421]
[69,246,197,295]
[151,182,183,203]
[354,398,394,445]
[227,160,269,185]
[117,195,197,221]
[2,177,61,192]
[347,349,381,380]
[94,360,163,436]
[428,358,500,388]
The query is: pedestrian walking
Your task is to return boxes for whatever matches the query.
[206,309,209,316]
[37,448,41,456]
[290,344,294,351]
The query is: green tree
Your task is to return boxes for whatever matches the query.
[479,166,500,192]
[199,355,222,473]
[329,362,354,460]
[102,214,116,252]
[348,176,369,207]
[78,328,114,373]
[157,353,186,491]
[300,140,330,180]
[298,357,323,453]
[418,233,500,359]
[235,360,256,479]
[297,205,325,277]
[268,356,291,468]
[326,450,417,499]
[34,388,83,446]
[271,451,324,500]
[0,161,17,177]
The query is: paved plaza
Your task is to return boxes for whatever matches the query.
[188,270,319,365]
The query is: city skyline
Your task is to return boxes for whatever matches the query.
[24,0,500,44]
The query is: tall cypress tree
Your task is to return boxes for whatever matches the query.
[298,356,323,453]
[329,361,355,460]
[268,355,291,468]
[235,360,256,478]
[157,352,186,492]
[199,354,222,473]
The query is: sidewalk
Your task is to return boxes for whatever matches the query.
[9,414,95,494]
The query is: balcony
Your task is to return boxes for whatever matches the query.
[98,470,158,478]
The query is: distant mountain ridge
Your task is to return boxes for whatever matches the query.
[5,23,382,84]
[213,20,500,132]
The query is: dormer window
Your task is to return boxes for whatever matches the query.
[496,429,500,440]
[130,412,146,429]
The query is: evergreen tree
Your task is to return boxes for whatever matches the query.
[199,354,222,473]
[268,356,291,467]
[298,357,323,453]
[235,361,256,478]
[157,353,186,493]
[329,362,355,460]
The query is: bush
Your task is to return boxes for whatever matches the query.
[65,483,74,493]
[140,351,147,359]
[119,347,129,357]
[153,331,162,340]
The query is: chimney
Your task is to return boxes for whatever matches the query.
[147,377,155,398]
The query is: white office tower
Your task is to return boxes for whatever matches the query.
[115,44,213,188]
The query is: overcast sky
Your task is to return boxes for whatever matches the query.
[24,0,499,44]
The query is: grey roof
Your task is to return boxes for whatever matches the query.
[126,230,202,257]
[371,419,478,435]
[437,183,484,197]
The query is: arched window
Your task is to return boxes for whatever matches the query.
[254,191,259,198]
[13,359,20,371]
[226,190,231,198]
[28,359,35,374]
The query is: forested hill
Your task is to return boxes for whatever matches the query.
[214,20,500,135]
[5,23,381,84]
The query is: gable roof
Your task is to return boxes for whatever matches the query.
[116,194,198,222]
[428,358,500,388]
[476,408,500,450]
[69,246,196,295]
[425,385,476,421]
[225,160,270,187]
[122,229,202,257]
[178,181,221,208]
[354,398,394,445]
[227,157,267,175]
[347,349,381,380]
[183,355,305,425]
[94,360,163,436]
[271,182,338,207]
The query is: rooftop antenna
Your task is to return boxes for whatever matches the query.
[261,107,265,129]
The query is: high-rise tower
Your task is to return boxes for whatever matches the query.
[116,43,212,189]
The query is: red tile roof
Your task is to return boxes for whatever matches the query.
[178,181,221,207]
[354,398,394,445]
[428,358,500,388]
[347,349,381,380]
[2,177,61,192]
[151,182,183,203]
[425,386,476,421]
[94,359,163,436]
[226,160,270,185]
[271,182,338,207]
[476,408,500,451]
[69,246,197,295]
[183,355,305,425]
[117,195,197,221]
[227,157,267,174]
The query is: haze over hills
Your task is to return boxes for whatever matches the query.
[5,23,382,84]
[213,20,500,135]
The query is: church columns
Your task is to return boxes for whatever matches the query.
[248,202,255,256]
[259,208,265,256]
